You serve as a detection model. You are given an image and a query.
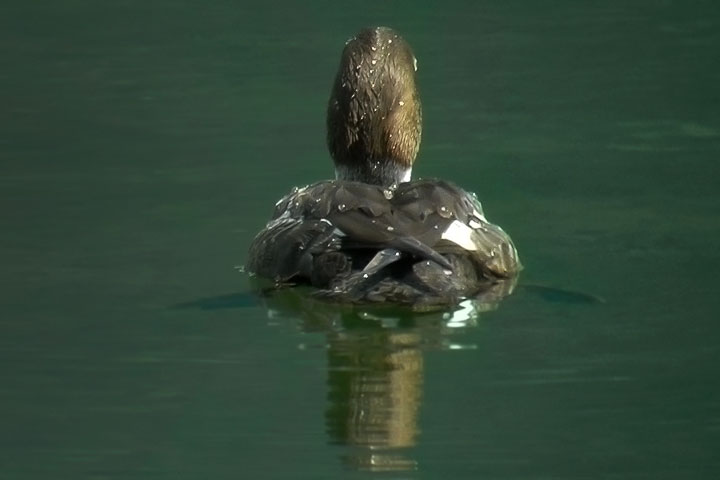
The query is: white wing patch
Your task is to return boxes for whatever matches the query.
[468,219,483,229]
[441,220,477,251]
[472,209,487,222]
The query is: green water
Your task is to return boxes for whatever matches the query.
[2,1,719,478]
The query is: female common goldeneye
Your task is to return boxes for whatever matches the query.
[246,27,521,308]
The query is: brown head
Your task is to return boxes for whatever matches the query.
[327,27,422,187]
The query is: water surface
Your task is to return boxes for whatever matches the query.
[2,1,719,478]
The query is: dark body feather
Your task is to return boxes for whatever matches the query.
[247,27,521,307]
[246,179,521,307]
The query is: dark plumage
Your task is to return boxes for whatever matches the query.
[247,180,520,306]
[246,27,521,307]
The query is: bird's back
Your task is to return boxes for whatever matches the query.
[246,179,521,307]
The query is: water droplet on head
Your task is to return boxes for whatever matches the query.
[398,101,405,106]
[371,59,377,65]
[388,39,393,44]
[386,226,395,231]
[362,273,369,279]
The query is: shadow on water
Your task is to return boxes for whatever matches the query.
[518,284,606,305]
[174,291,261,310]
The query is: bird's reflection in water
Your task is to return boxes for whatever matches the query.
[256,278,517,472]
[327,328,423,471]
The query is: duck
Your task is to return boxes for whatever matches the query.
[246,26,521,308]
